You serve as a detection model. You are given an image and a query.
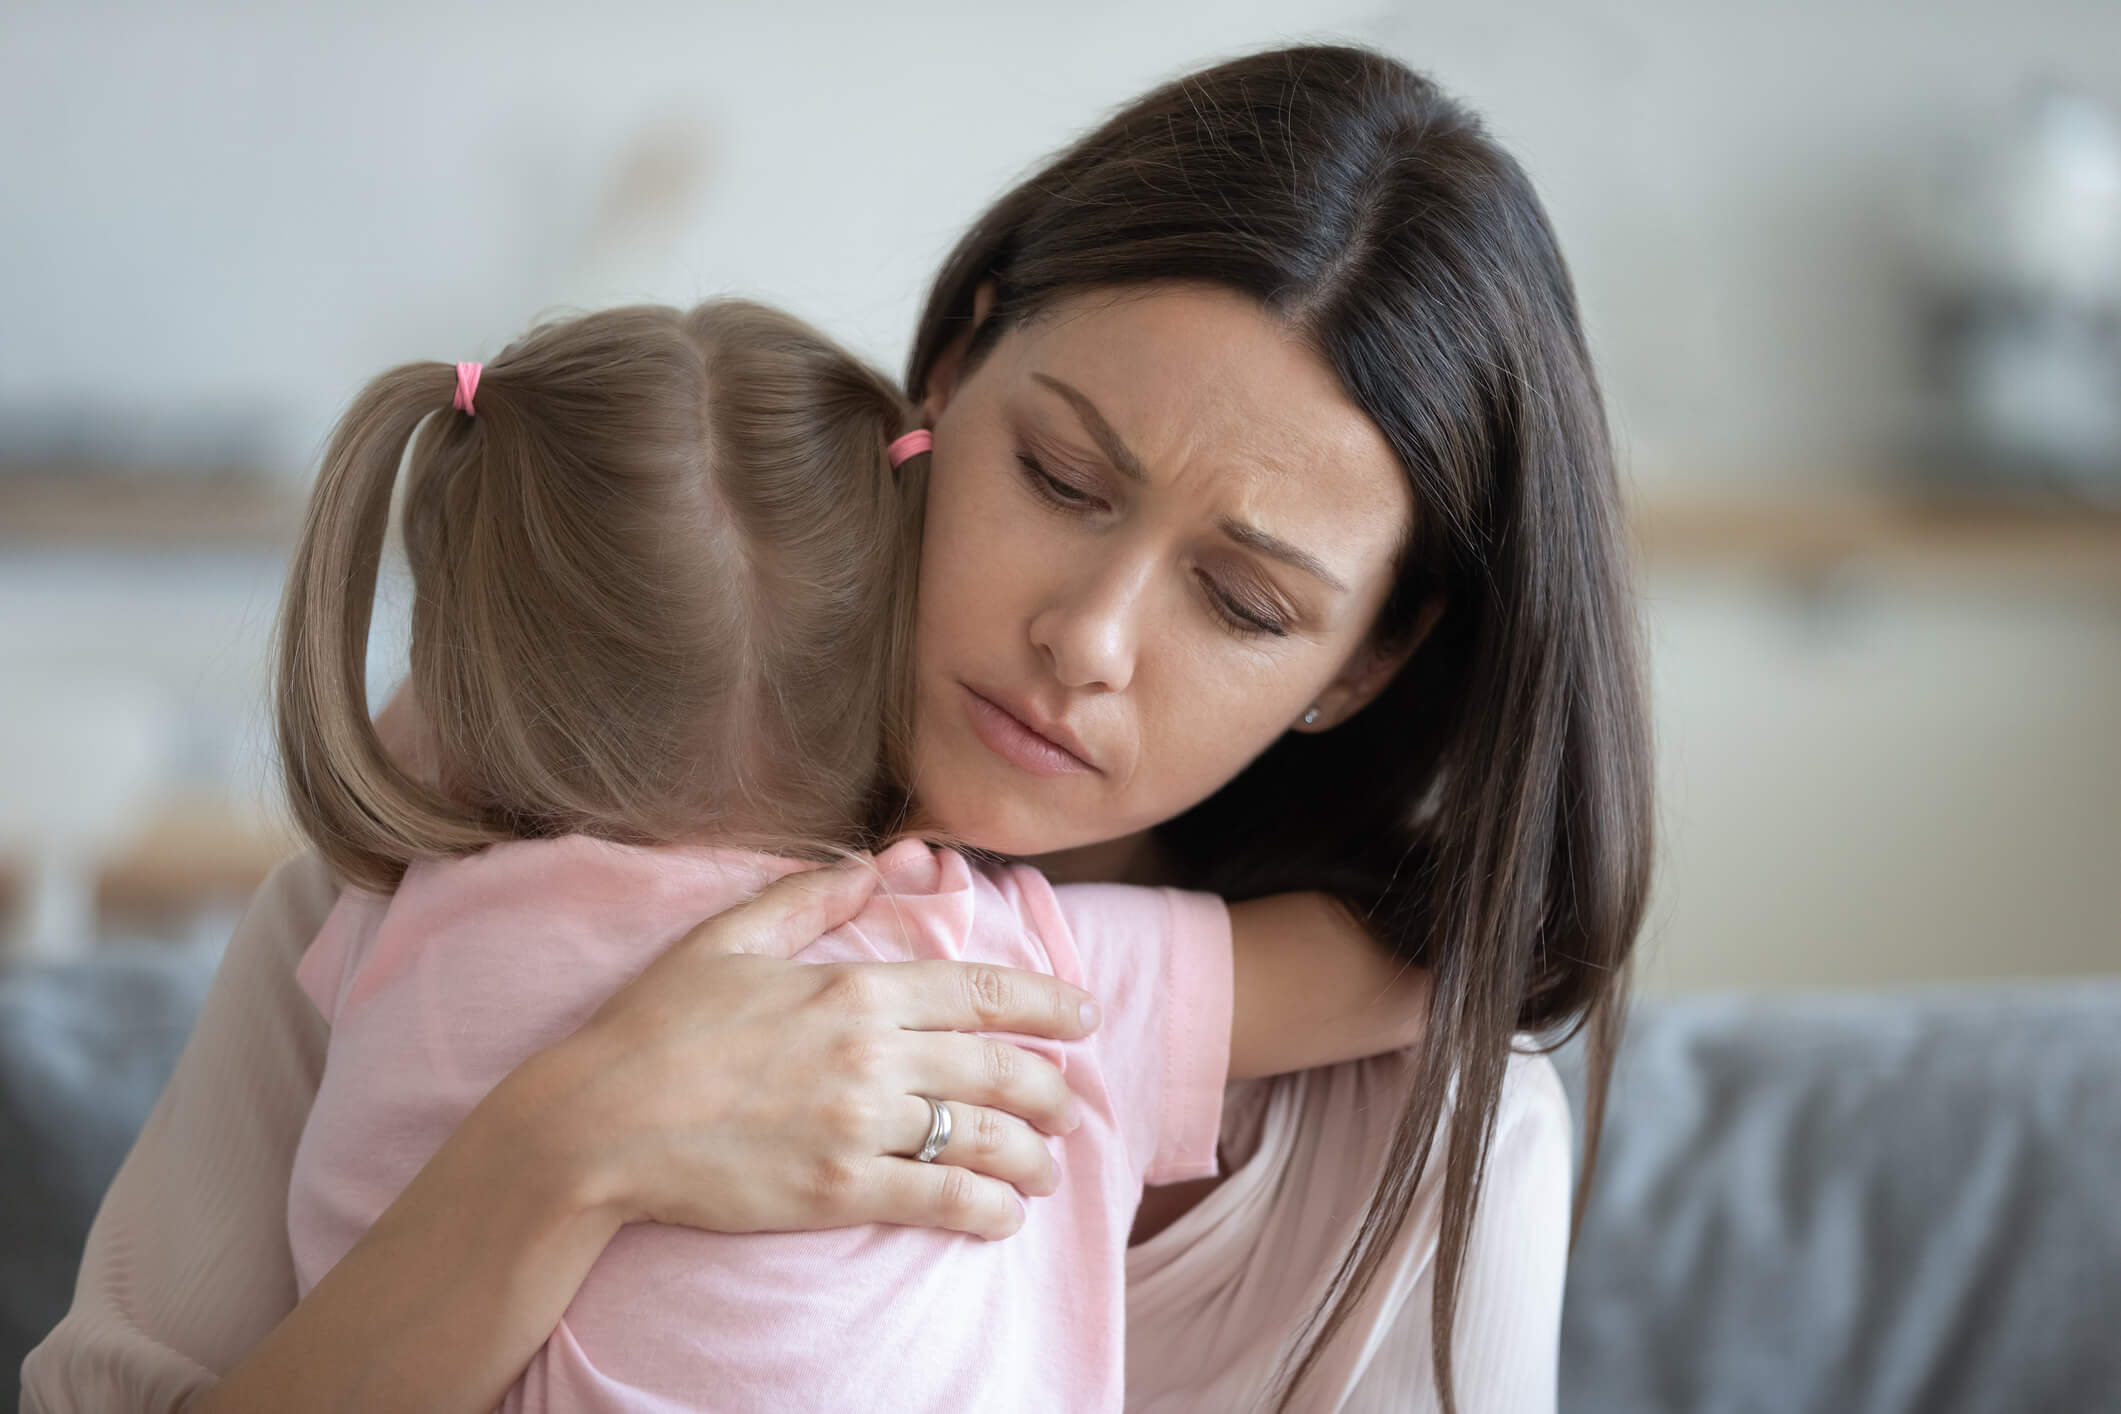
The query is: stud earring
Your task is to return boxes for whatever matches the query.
[1301,706,1321,726]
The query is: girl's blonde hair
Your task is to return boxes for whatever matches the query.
[276,299,925,893]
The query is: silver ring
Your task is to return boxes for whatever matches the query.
[913,1096,953,1163]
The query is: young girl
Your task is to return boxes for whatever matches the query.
[275,299,1429,1411]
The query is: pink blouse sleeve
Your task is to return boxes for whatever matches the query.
[1030,880,1234,1188]
[1143,890,1234,1184]
[20,850,338,1414]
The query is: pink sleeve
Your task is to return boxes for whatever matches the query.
[1148,889,1234,1183]
[1032,881,1234,1187]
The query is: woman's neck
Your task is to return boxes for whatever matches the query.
[1024,829,1168,887]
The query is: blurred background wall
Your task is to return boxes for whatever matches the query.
[3,0,2116,992]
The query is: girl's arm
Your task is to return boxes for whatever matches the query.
[1226,893,1431,1080]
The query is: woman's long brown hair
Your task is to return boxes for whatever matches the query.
[909,45,1654,1411]
[276,300,923,892]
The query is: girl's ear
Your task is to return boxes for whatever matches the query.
[1297,596,1445,732]
[919,280,997,422]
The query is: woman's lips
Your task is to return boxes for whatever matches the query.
[962,684,1097,777]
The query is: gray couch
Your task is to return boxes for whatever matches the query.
[7,946,2118,1411]
[1555,982,2121,1413]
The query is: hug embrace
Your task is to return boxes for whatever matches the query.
[25,43,1651,1414]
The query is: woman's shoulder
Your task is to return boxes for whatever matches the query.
[1283,1040,1572,1179]
[1321,1036,1568,1104]
[1497,1046,1572,1146]
[1490,1048,1575,1203]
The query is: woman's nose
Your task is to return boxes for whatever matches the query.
[1028,556,1149,693]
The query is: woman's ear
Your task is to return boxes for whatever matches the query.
[1297,596,1445,732]
[920,280,997,422]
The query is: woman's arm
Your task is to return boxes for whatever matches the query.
[27,854,1104,1414]
[182,1041,624,1413]
[22,849,604,1414]
[21,850,336,1414]
[1226,893,1430,1080]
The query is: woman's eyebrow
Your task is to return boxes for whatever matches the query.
[1031,373,1148,483]
[1030,370,1348,594]
[1218,518,1348,593]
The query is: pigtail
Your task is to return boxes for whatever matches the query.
[870,425,934,839]
[274,364,504,893]
[281,300,942,889]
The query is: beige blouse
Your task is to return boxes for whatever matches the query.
[20,851,1572,1414]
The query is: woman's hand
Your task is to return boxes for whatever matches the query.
[521,858,1101,1243]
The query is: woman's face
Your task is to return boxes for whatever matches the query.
[907,282,1417,862]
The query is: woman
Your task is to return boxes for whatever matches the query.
[24,44,1650,1414]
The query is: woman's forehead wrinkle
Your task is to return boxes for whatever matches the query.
[1007,286,1409,590]
[1045,367,1393,595]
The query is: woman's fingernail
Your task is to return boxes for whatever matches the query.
[1079,1000,1101,1030]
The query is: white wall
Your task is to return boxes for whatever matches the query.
[1639,576,2120,991]
[1373,0,2121,490]
[3,0,1385,470]
[3,0,2116,988]
[10,0,2118,483]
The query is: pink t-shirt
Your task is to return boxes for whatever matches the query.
[287,836,1234,1413]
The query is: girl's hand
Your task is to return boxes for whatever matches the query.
[522,859,1101,1243]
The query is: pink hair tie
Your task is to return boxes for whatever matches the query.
[452,362,482,416]
[886,429,932,468]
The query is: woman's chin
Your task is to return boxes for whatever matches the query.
[934,805,1063,859]
[915,779,1087,860]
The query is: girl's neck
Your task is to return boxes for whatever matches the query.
[1024,830,1168,887]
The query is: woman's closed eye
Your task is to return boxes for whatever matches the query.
[1016,452,1104,513]
[1199,572,1292,637]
